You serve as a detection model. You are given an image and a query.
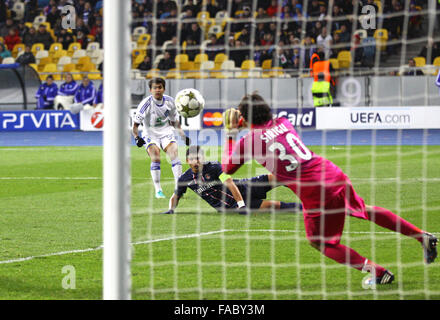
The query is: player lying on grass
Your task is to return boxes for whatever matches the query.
[221,93,438,286]
[132,78,191,199]
[161,146,302,214]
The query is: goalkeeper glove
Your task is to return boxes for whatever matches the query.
[135,136,146,147]
[236,200,249,215]
[161,209,174,214]
[185,136,191,146]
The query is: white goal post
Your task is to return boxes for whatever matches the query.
[103,0,132,300]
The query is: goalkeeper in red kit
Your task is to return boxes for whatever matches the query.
[221,93,438,285]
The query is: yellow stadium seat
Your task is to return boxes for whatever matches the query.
[241,59,256,70]
[62,63,76,73]
[137,34,151,49]
[374,28,388,51]
[433,56,440,67]
[31,43,45,56]
[28,63,38,73]
[178,61,195,71]
[132,53,146,69]
[71,71,82,80]
[131,49,146,61]
[52,49,67,64]
[337,50,352,69]
[234,31,242,40]
[79,61,97,72]
[76,56,92,70]
[194,53,209,70]
[38,57,53,72]
[67,42,81,56]
[49,42,63,56]
[174,54,189,69]
[12,43,25,58]
[146,68,161,79]
[329,58,340,70]
[40,63,60,80]
[214,53,228,69]
[0,36,4,44]
[267,67,284,78]
[413,56,426,67]
[165,68,183,79]
[87,69,102,80]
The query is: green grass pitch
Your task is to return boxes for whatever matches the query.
[0,144,439,300]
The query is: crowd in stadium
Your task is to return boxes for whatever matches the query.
[0,0,437,80]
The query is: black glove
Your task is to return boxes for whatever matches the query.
[135,136,146,147]
[161,209,174,214]
[43,95,47,100]
[185,136,191,146]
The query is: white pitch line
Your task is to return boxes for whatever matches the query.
[1,229,438,265]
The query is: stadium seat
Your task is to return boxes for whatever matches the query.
[62,63,76,73]
[31,43,45,56]
[0,36,3,44]
[214,53,228,69]
[2,57,15,64]
[29,63,38,73]
[67,42,81,56]
[241,60,256,70]
[12,43,25,58]
[146,68,161,79]
[86,42,100,55]
[234,31,242,40]
[49,42,63,56]
[38,57,53,72]
[261,59,272,70]
[57,55,72,71]
[165,68,183,79]
[71,49,86,64]
[174,54,189,69]
[41,63,59,80]
[373,29,388,51]
[35,50,49,65]
[212,60,235,78]
[40,22,52,31]
[132,53,146,69]
[52,49,67,64]
[267,67,285,78]
[132,26,148,41]
[76,56,92,70]
[194,53,209,70]
[33,15,47,29]
[208,24,223,36]
[131,41,138,50]
[433,56,440,67]
[87,34,95,42]
[329,58,340,70]
[178,61,195,71]
[90,49,104,66]
[413,56,426,67]
[337,50,352,69]
[137,34,151,50]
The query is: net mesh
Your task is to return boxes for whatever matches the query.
[130,0,440,300]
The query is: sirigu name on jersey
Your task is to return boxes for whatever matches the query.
[260,123,289,143]
[194,180,223,194]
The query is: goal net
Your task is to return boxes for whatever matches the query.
[122,0,440,300]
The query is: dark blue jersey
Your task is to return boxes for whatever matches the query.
[176,161,272,211]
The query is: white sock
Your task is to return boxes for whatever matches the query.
[171,158,182,190]
[150,161,162,193]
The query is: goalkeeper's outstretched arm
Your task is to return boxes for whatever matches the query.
[223,177,246,209]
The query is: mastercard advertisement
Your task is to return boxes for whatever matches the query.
[202,109,224,128]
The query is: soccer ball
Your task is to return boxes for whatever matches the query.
[175,88,205,118]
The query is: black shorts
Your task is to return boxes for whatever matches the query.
[235,175,272,209]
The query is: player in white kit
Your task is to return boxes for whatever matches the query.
[132,78,191,199]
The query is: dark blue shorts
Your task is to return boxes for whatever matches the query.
[235,175,272,209]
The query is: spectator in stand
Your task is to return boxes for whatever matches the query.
[75,18,90,36]
[183,36,200,61]
[255,7,269,20]
[24,0,39,23]
[155,23,173,47]
[53,72,79,110]
[16,45,36,65]
[403,58,424,76]
[74,76,97,110]
[230,39,249,68]
[137,55,152,71]
[4,29,21,51]
[157,51,176,71]
[316,26,333,59]
[266,0,280,17]
[307,0,321,17]
[46,5,60,28]
[419,39,440,64]
[34,24,53,50]
[351,33,363,66]
[273,41,294,69]
[93,83,103,109]
[338,24,351,46]
[81,1,94,27]
[205,33,225,61]
[22,26,37,47]
[76,30,90,49]
[0,18,16,38]
[43,0,57,15]
[238,26,251,45]
[94,25,103,48]
[182,22,202,45]
[58,29,74,50]
[35,75,58,110]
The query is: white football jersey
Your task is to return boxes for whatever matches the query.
[133,94,178,137]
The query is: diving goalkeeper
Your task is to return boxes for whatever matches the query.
[161,146,302,214]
